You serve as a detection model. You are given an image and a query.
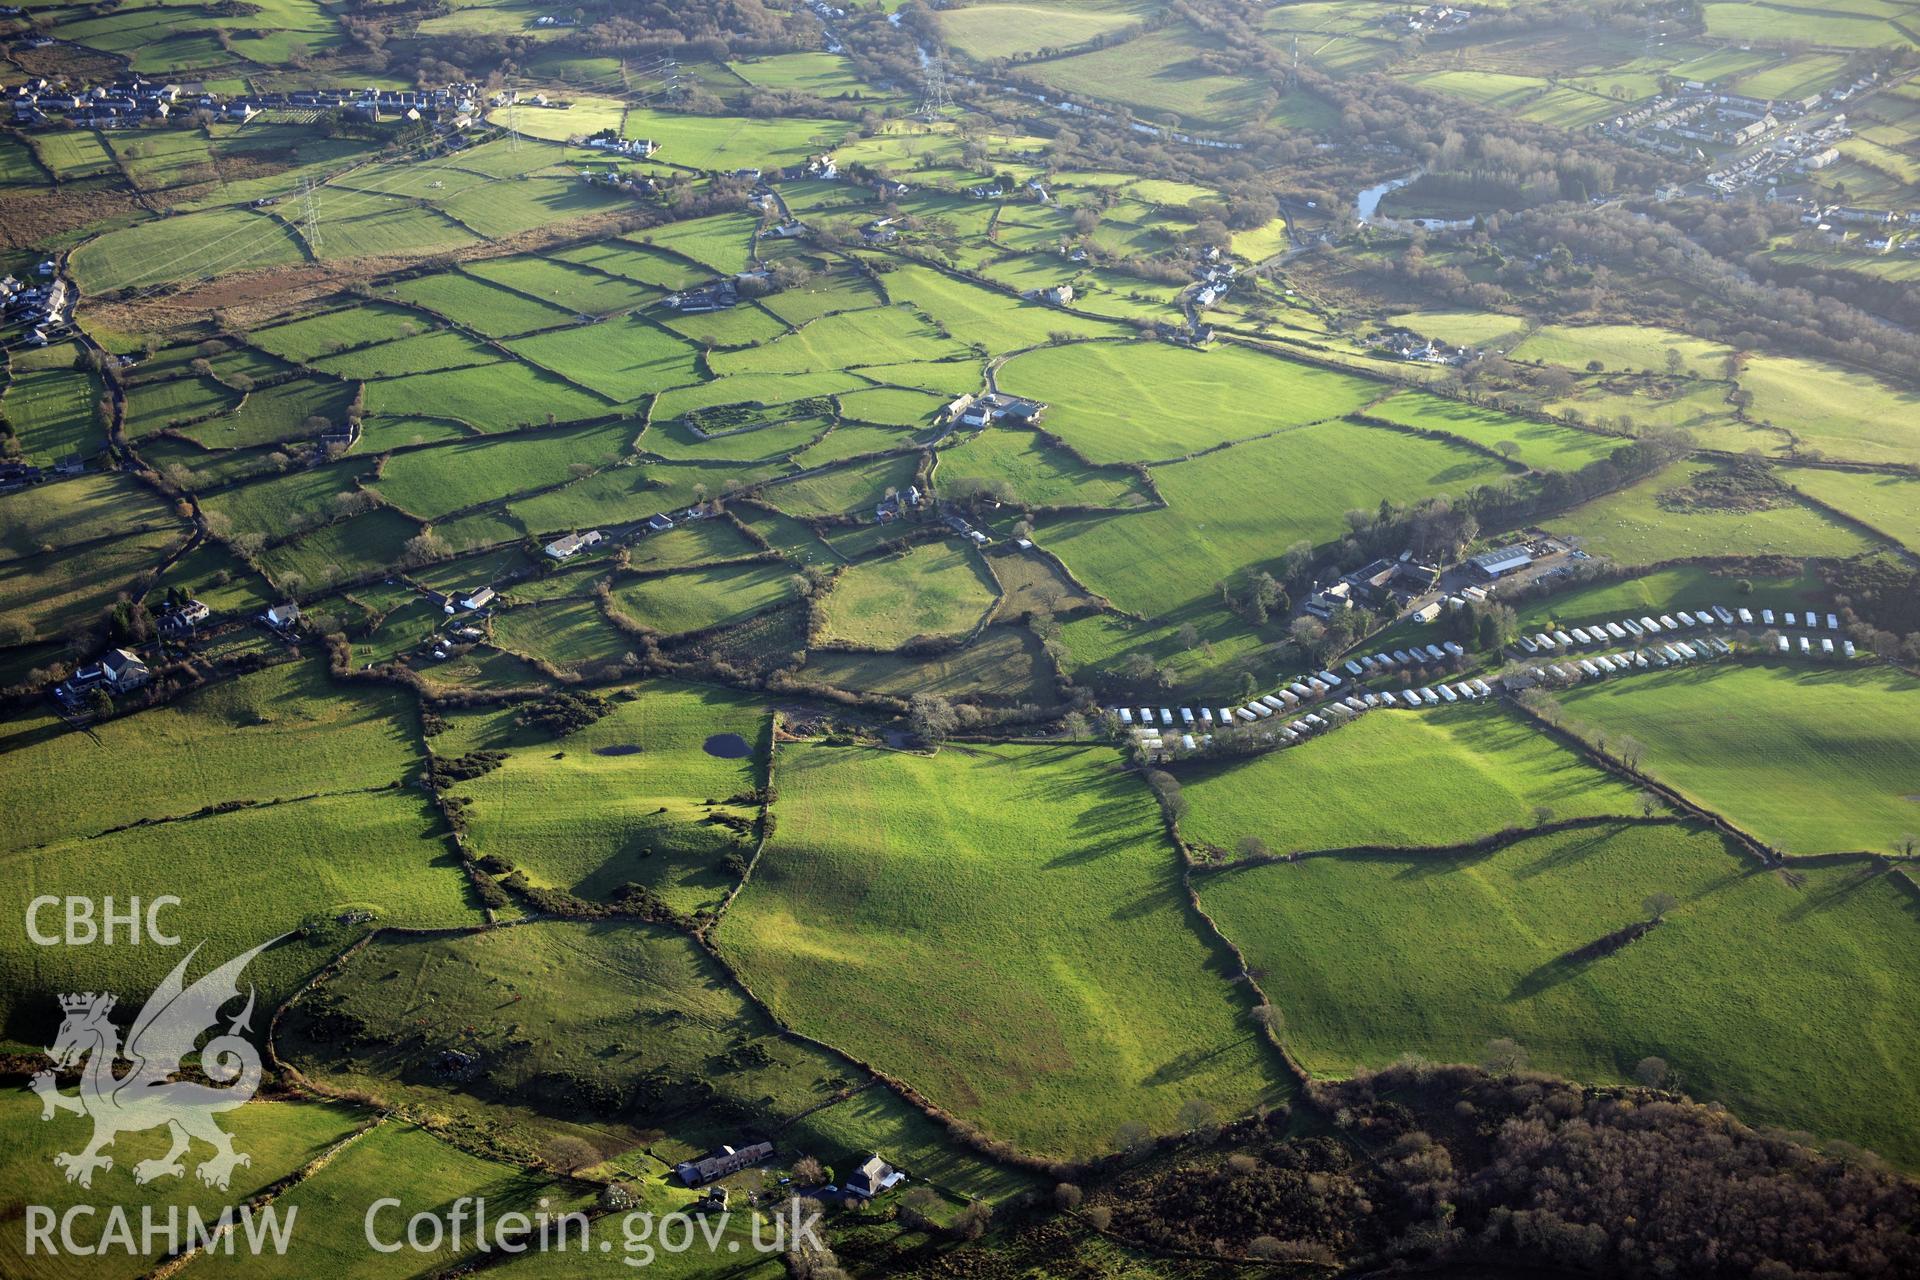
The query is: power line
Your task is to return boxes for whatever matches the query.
[300,177,322,255]
[918,57,949,121]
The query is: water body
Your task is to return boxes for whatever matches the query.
[1356,169,1422,222]
[703,732,752,759]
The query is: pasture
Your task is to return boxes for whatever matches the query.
[936,0,1149,61]
[609,560,798,635]
[187,1121,590,1280]
[803,625,1053,703]
[1551,663,1920,856]
[1199,821,1920,1167]
[278,921,1028,1200]
[0,1094,367,1280]
[1180,705,1650,856]
[1511,563,1824,630]
[1365,391,1619,471]
[817,541,1000,648]
[0,785,479,1048]
[996,341,1381,463]
[1,364,104,462]
[708,305,971,376]
[1039,419,1505,615]
[445,683,768,912]
[1785,467,1920,551]
[937,427,1152,508]
[719,742,1290,1158]
[1545,459,1877,565]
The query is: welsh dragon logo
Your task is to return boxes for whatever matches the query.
[32,935,284,1191]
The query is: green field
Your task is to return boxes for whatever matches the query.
[937,0,1149,61]
[384,272,576,336]
[1366,391,1619,471]
[1551,663,1920,856]
[1,364,104,463]
[802,625,1053,703]
[71,206,307,294]
[278,921,1029,1200]
[709,305,971,376]
[0,1094,368,1280]
[1181,705,1650,856]
[506,317,705,401]
[1039,419,1505,615]
[189,1121,591,1280]
[1511,563,1825,630]
[364,364,616,436]
[1785,467,1920,551]
[446,683,767,912]
[936,426,1152,508]
[720,742,1289,1159]
[818,541,1000,647]
[1546,459,1878,565]
[609,560,798,635]
[1199,821,1920,1167]
[996,341,1381,463]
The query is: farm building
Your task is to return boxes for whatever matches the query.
[543,530,603,560]
[1468,543,1533,580]
[459,588,496,611]
[101,648,150,691]
[675,1142,774,1187]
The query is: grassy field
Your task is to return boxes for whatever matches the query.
[466,255,659,315]
[1510,563,1826,630]
[0,783,480,1051]
[1365,391,1619,471]
[803,625,1054,702]
[1026,26,1309,129]
[70,206,307,294]
[996,341,1381,463]
[762,453,920,518]
[506,317,705,401]
[1551,663,1920,856]
[1039,419,1505,615]
[373,417,633,516]
[1545,459,1878,565]
[488,597,633,671]
[1180,705,1651,855]
[1199,821,1920,1167]
[937,0,1149,60]
[1785,467,1920,551]
[384,271,576,336]
[445,683,767,912]
[720,742,1290,1158]
[308,330,501,379]
[818,541,1000,648]
[2,364,104,463]
[0,1094,368,1280]
[872,264,1129,348]
[609,560,797,635]
[189,1120,591,1280]
[936,426,1152,508]
[709,305,971,376]
[1736,354,1920,466]
[621,108,844,171]
[277,921,1029,1200]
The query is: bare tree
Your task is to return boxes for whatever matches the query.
[907,694,958,744]
[1634,1055,1672,1088]
[1643,891,1678,922]
[543,1135,599,1174]
[1483,1037,1529,1075]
